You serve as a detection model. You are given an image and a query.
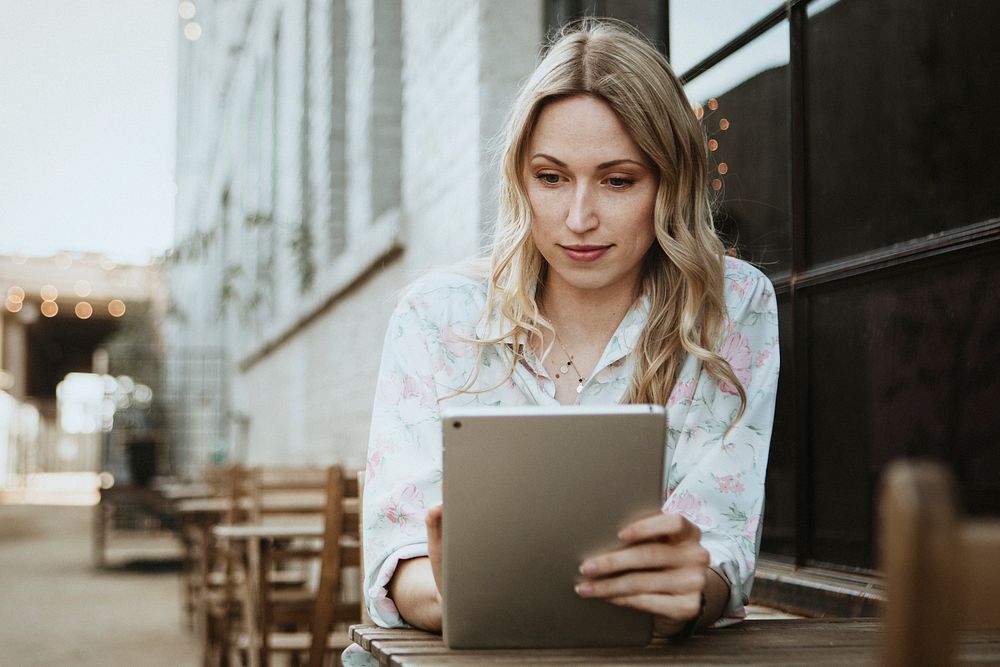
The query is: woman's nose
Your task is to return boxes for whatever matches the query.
[565,184,599,233]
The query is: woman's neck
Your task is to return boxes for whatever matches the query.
[536,273,640,350]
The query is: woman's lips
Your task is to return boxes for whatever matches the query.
[561,244,611,262]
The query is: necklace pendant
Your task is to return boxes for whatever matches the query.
[559,363,570,375]
[576,384,583,394]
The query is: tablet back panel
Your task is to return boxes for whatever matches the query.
[441,404,666,649]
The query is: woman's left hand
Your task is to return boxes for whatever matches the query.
[575,511,711,633]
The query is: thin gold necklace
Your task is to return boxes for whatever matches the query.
[553,332,586,394]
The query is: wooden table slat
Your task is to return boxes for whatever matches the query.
[349,621,1000,667]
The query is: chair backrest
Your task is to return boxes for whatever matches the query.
[357,470,370,626]
[880,459,1000,666]
[248,466,328,522]
[307,466,362,667]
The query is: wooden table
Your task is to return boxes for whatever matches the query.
[213,520,328,667]
[350,620,1000,666]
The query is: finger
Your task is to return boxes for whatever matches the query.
[604,591,703,622]
[575,566,706,600]
[580,542,708,577]
[425,504,443,536]
[425,505,444,595]
[619,511,700,544]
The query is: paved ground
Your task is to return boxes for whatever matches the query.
[0,503,201,666]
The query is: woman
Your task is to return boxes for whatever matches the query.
[346,18,779,662]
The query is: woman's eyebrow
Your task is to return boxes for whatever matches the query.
[530,152,567,167]
[596,158,646,169]
[529,153,646,170]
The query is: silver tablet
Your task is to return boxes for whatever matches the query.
[440,404,666,649]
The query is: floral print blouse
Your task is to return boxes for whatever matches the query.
[358,255,779,637]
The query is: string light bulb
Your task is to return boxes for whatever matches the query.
[75,302,93,320]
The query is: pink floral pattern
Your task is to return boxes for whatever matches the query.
[667,378,696,407]
[717,331,753,396]
[381,484,425,534]
[665,490,713,526]
[361,257,779,640]
[713,473,746,494]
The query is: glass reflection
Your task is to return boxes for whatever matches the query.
[806,0,1000,264]
[683,20,791,275]
[669,0,783,75]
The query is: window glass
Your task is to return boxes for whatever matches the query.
[669,0,783,75]
[807,254,1000,568]
[806,0,1000,265]
[684,21,791,276]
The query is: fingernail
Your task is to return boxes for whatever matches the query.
[579,562,598,576]
[618,528,634,541]
[575,582,593,597]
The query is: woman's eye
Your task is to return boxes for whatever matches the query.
[536,173,561,185]
[607,176,635,188]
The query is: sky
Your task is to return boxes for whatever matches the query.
[670,0,792,103]
[0,0,178,266]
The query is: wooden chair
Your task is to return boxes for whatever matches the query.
[199,464,253,666]
[230,465,362,666]
[178,465,234,631]
[879,459,1000,666]
[248,466,329,521]
[356,471,370,627]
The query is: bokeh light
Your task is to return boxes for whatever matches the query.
[178,1,196,20]
[184,21,202,41]
[108,299,127,317]
[7,286,25,303]
[41,301,59,318]
[74,280,92,297]
[40,284,58,301]
[75,302,93,319]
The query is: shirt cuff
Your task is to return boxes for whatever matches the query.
[700,533,753,626]
[366,542,430,628]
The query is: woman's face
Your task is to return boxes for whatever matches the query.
[524,94,658,298]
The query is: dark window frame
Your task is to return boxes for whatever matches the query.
[545,0,1000,602]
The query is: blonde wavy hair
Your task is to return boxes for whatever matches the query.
[470,19,746,418]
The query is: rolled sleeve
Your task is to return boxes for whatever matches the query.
[664,262,780,623]
[362,291,444,627]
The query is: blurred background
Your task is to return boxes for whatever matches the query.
[1,0,998,662]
